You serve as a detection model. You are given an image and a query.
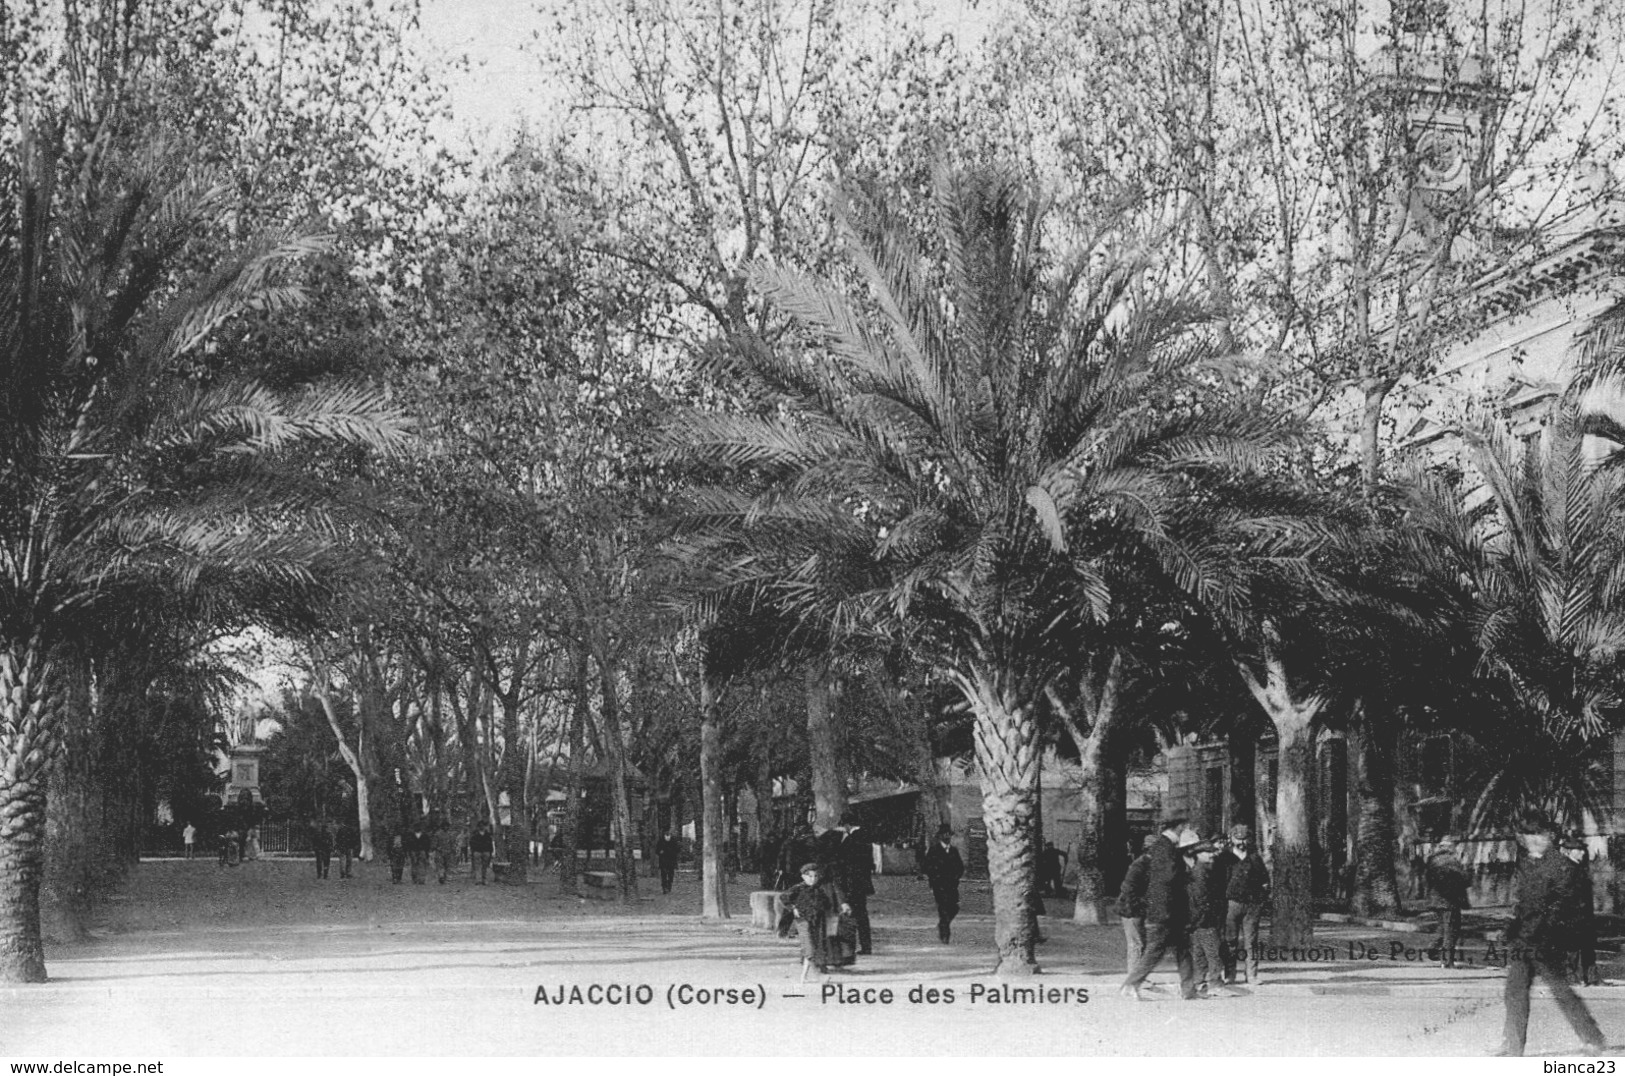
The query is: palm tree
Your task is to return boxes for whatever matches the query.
[668,165,1304,975]
[0,109,410,980]
[1398,401,1625,833]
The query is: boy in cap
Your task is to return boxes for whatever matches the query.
[777,862,841,982]
[1187,839,1231,997]
[1118,835,1158,978]
[1495,812,1604,1056]
[1560,835,1598,986]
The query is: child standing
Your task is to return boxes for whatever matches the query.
[777,862,842,982]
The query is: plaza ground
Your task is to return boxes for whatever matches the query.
[2,856,1623,1057]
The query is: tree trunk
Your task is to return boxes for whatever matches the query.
[805,662,846,832]
[961,663,1040,976]
[498,692,528,884]
[1351,710,1403,916]
[1227,727,1256,836]
[754,754,775,889]
[699,675,729,919]
[1238,650,1325,949]
[313,678,373,865]
[44,657,96,946]
[0,642,62,982]
[1048,654,1123,926]
[595,658,640,902]
[561,677,585,893]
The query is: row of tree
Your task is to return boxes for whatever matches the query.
[7,0,1625,984]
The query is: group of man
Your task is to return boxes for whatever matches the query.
[1117,817,1271,1001]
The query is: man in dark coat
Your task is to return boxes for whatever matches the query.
[310,820,333,880]
[1560,835,1599,985]
[1223,824,1270,984]
[1426,837,1471,968]
[922,825,964,943]
[1120,818,1197,1000]
[655,830,681,894]
[1118,834,1158,978]
[819,816,876,955]
[469,819,495,885]
[1496,813,1605,1057]
[1039,841,1067,898]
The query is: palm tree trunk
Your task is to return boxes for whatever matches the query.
[1238,650,1325,949]
[0,643,61,983]
[1350,713,1402,916]
[699,675,729,919]
[805,662,846,831]
[962,663,1040,976]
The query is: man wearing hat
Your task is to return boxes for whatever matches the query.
[922,825,964,943]
[1560,835,1598,986]
[1120,817,1197,1000]
[1496,812,1605,1056]
[1426,837,1471,968]
[1187,839,1231,997]
[1222,824,1270,985]
[819,814,876,955]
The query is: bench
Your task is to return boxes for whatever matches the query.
[581,870,621,900]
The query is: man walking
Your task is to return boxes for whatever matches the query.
[1118,835,1158,978]
[1426,837,1471,968]
[655,829,681,894]
[182,822,196,860]
[1496,812,1605,1057]
[922,825,964,943]
[1120,817,1198,1001]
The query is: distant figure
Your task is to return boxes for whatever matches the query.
[182,822,196,860]
[655,830,681,894]
[434,816,460,884]
[922,826,964,943]
[548,832,564,868]
[470,819,495,885]
[337,822,359,879]
[1426,837,1471,968]
[1496,812,1604,1057]
[1039,840,1067,897]
[244,827,260,861]
[407,822,430,884]
[219,828,239,868]
[310,821,333,880]
[387,834,406,884]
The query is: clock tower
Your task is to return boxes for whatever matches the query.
[1368,0,1507,259]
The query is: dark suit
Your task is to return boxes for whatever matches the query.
[1500,851,1603,1055]
[1122,835,1195,998]
[820,829,875,954]
[923,841,964,942]
[655,835,680,894]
